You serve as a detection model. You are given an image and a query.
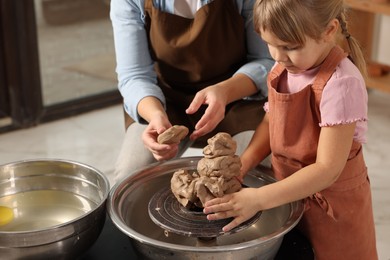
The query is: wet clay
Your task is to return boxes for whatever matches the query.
[171,132,242,208]
[158,125,189,144]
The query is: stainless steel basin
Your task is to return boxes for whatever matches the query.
[108,157,304,260]
[0,159,110,260]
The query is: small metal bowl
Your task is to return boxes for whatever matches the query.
[109,157,304,260]
[0,159,110,260]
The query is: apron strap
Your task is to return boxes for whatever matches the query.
[312,45,348,91]
[310,45,348,122]
[267,63,285,91]
[144,0,152,12]
[306,193,336,220]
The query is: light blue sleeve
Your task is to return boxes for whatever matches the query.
[111,0,273,123]
[110,0,165,123]
[235,0,274,99]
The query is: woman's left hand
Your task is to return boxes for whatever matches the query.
[186,85,228,140]
[203,187,261,232]
[186,74,258,141]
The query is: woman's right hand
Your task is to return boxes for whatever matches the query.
[141,111,180,161]
[137,97,179,161]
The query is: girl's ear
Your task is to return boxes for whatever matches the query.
[323,18,339,42]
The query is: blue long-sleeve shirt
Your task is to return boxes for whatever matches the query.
[110,0,273,122]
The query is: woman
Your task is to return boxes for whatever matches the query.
[110,0,273,184]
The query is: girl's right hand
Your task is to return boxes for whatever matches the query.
[203,187,262,232]
[141,115,179,161]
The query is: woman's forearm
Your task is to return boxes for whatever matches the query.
[137,96,167,123]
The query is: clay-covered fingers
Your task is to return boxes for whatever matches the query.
[142,125,180,161]
[149,143,179,161]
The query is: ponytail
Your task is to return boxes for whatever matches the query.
[338,12,367,77]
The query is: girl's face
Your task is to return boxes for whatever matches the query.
[261,29,333,74]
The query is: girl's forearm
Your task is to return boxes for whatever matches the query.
[257,123,356,210]
[241,115,271,171]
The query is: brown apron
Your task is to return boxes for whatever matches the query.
[125,0,265,146]
[268,46,377,260]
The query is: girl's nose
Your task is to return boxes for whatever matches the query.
[272,50,288,63]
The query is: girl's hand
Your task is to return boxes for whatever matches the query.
[141,114,179,161]
[186,85,228,140]
[203,187,261,232]
[238,155,253,182]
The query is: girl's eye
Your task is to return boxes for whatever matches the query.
[284,45,300,51]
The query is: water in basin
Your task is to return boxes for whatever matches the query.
[0,190,97,232]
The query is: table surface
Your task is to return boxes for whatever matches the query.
[79,215,314,260]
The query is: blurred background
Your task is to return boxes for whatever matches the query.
[0,0,120,133]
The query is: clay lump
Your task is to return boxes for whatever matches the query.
[170,132,242,208]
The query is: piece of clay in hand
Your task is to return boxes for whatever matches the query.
[157,125,189,144]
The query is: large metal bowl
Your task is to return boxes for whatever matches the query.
[0,159,110,260]
[108,157,304,260]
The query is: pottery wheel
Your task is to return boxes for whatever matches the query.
[148,187,262,238]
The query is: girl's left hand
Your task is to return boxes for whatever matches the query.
[203,187,261,232]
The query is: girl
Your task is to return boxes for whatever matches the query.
[203,0,378,259]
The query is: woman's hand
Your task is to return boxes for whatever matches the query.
[186,74,258,140]
[203,187,261,232]
[141,117,179,161]
[138,97,179,161]
[186,84,227,140]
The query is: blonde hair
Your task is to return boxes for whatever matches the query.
[253,0,367,77]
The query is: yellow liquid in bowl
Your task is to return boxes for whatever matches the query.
[0,206,14,226]
[0,190,97,232]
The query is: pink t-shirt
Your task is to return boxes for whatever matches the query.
[265,58,368,143]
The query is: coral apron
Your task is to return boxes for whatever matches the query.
[124,0,265,146]
[268,46,377,260]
